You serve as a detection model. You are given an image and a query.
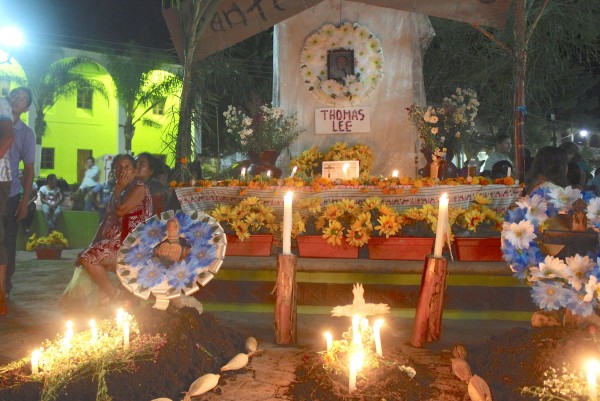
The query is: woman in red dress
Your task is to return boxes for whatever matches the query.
[78,154,152,303]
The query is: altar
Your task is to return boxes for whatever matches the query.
[175,183,522,215]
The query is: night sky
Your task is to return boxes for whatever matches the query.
[1,0,173,51]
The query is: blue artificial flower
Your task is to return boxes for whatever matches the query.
[505,207,526,223]
[123,242,151,268]
[166,261,196,289]
[175,211,194,231]
[565,287,596,316]
[137,260,166,288]
[184,221,214,243]
[139,219,165,246]
[530,187,551,199]
[187,242,217,268]
[531,281,568,311]
[583,190,596,203]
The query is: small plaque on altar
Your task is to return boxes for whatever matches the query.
[315,107,370,134]
[322,160,360,179]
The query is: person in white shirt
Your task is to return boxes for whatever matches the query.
[39,174,64,233]
[483,134,513,173]
[77,156,99,211]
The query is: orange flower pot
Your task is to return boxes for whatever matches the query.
[225,234,273,257]
[35,248,63,260]
[454,237,503,262]
[296,236,359,259]
[367,237,434,260]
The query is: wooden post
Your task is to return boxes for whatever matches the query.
[411,255,448,348]
[274,254,297,344]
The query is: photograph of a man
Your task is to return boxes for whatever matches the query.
[328,49,354,81]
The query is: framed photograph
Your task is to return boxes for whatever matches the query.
[327,49,354,82]
[321,160,360,180]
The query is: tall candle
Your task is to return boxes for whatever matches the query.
[348,352,361,393]
[241,167,246,179]
[324,332,332,351]
[507,166,512,177]
[266,170,271,178]
[64,321,74,348]
[392,170,399,178]
[116,308,125,328]
[282,191,293,254]
[31,349,40,375]
[588,359,599,401]
[433,193,449,257]
[90,319,98,342]
[123,320,130,350]
[343,163,349,177]
[290,166,297,178]
[373,319,384,357]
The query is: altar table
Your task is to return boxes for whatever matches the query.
[175,184,522,215]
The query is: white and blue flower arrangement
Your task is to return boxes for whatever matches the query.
[502,186,600,317]
[117,210,226,309]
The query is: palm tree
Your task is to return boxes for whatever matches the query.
[1,44,108,145]
[103,43,182,153]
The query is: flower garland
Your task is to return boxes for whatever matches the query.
[300,22,384,106]
[116,210,226,309]
[501,186,600,316]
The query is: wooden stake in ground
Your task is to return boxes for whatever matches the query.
[411,255,448,348]
[274,254,297,344]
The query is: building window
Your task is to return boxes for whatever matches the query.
[41,148,55,169]
[77,88,93,109]
[0,80,10,97]
[152,100,165,115]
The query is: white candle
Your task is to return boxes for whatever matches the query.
[348,352,361,393]
[433,193,449,257]
[116,308,125,328]
[342,163,349,177]
[290,166,297,178]
[90,319,98,342]
[64,321,73,349]
[392,170,399,178]
[123,320,130,350]
[352,315,361,345]
[507,166,512,177]
[266,170,271,178]
[373,319,384,357]
[31,349,40,375]
[324,332,332,351]
[241,167,246,179]
[588,359,599,401]
[282,191,293,255]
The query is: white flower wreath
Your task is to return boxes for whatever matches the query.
[300,22,384,107]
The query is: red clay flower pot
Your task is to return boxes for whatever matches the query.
[296,235,358,259]
[225,234,273,256]
[35,248,63,260]
[454,237,503,262]
[367,237,434,260]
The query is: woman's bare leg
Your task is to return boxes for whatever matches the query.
[81,258,117,300]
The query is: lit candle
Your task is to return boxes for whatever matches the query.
[290,166,297,178]
[342,163,349,177]
[116,308,125,328]
[31,349,40,375]
[324,332,333,351]
[90,319,98,342]
[241,167,246,179]
[588,359,599,401]
[433,193,449,257]
[123,320,130,350]
[352,315,361,345]
[282,191,293,254]
[360,318,369,333]
[392,170,399,178]
[266,170,271,178]
[507,166,512,177]
[64,321,74,348]
[373,319,384,357]
[348,352,360,393]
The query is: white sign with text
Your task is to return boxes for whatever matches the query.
[315,107,370,134]
[321,160,360,180]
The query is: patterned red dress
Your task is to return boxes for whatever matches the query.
[81,180,152,265]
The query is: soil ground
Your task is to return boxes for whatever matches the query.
[1,249,553,400]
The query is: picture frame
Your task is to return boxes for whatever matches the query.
[321,160,360,180]
[327,48,354,82]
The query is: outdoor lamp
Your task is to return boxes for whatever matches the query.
[0,26,23,64]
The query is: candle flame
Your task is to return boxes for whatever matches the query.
[392,170,399,178]
[374,319,384,330]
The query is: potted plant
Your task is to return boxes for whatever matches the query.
[452,195,504,261]
[25,231,69,259]
[223,103,305,178]
[209,197,278,256]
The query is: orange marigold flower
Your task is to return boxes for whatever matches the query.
[195,187,202,192]
[169,180,177,188]
[180,157,188,164]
